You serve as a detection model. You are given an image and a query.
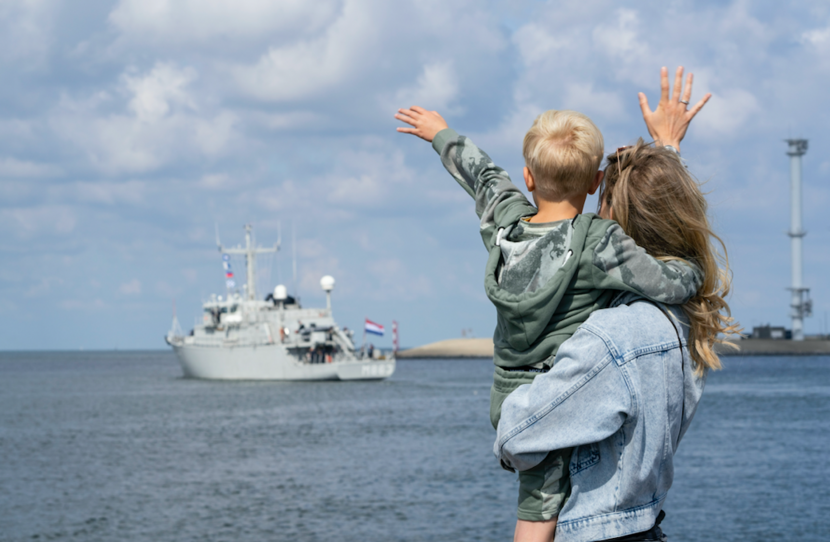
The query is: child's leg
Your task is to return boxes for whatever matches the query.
[515,449,572,541]
[514,518,557,542]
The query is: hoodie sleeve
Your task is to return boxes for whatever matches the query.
[495,325,631,472]
[432,128,536,248]
[591,223,702,304]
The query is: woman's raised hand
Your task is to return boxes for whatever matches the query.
[638,66,711,152]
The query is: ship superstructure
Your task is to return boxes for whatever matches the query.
[165,225,395,380]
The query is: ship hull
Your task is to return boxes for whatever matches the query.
[171,343,395,381]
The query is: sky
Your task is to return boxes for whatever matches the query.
[2,0,829,350]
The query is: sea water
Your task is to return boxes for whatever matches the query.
[0,351,828,541]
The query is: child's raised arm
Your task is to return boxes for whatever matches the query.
[395,106,449,143]
[593,224,702,304]
[395,105,535,250]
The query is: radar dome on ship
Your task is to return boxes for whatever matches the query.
[320,275,335,292]
[273,284,288,301]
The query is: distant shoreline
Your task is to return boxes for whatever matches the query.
[396,338,494,359]
[397,338,830,359]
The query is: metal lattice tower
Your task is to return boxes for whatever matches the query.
[785,139,811,340]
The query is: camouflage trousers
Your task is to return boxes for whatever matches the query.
[491,366,573,522]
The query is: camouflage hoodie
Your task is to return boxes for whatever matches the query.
[431,129,702,426]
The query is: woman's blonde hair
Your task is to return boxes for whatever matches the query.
[600,139,740,373]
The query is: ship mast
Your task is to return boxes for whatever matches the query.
[218,224,279,301]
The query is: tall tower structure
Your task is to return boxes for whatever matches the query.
[786,139,811,340]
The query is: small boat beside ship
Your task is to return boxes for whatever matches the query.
[165,225,395,380]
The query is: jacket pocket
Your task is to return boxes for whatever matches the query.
[570,442,600,475]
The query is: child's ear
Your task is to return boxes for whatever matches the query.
[523,167,535,192]
[588,170,604,195]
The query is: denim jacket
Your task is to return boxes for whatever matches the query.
[494,294,707,542]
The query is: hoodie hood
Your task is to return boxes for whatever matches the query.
[485,214,599,352]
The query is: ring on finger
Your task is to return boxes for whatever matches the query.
[679,100,690,105]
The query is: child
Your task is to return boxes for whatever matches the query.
[395,106,701,532]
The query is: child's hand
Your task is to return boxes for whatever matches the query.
[395,106,448,143]
[638,66,711,152]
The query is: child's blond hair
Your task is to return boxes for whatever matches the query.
[522,110,605,200]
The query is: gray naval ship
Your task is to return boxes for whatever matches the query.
[165,225,395,380]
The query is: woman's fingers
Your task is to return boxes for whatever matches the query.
[687,93,712,119]
[660,66,670,104]
[671,66,684,102]
[681,73,694,104]
[638,92,652,117]
[396,127,416,133]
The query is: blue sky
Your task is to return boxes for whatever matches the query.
[2,0,829,350]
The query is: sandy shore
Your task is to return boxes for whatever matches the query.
[397,338,494,359]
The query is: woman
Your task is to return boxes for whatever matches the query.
[497,67,739,542]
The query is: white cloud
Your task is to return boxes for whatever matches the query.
[251,143,417,217]
[231,2,375,103]
[1,205,76,238]
[71,180,148,206]
[592,9,647,59]
[325,148,413,207]
[109,0,340,45]
[513,22,571,68]
[562,83,627,121]
[123,63,197,123]
[467,102,541,158]
[0,118,37,143]
[0,0,55,65]
[0,157,60,179]
[258,111,325,131]
[50,63,238,174]
[694,87,760,136]
[802,24,830,70]
[199,173,231,191]
[802,26,830,48]
[393,61,461,113]
[119,279,142,295]
[25,277,63,297]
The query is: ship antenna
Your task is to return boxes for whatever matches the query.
[168,298,183,339]
[215,222,223,252]
[277,221,283,283]
[292,221,298,297]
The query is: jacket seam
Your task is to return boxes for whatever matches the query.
[496,348,614,451]
[557,492,667,529]
[581,319,686,364]
[613,424,627,511]
[578,325,637,421]
[660,351,671,488]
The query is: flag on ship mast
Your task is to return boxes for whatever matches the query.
[365,319,385,336]
[222,254,235,288]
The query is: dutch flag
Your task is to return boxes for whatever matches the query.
[365,319,385,336]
